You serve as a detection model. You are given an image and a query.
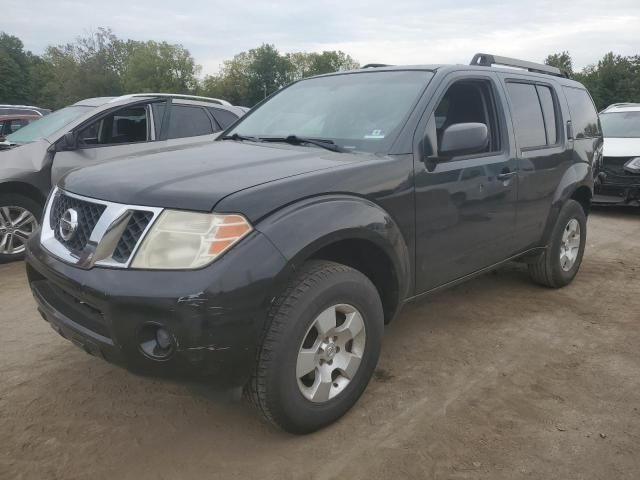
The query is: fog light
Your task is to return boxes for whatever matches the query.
[138,323,175,361]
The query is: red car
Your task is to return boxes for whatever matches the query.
[0,114,40,138]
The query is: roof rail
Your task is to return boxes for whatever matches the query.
[110,93,232,106]
[0,104,42,108]
[361,63,393,69]
[0,104,46,116]
[601,102,640,111]
[470,53,570,78]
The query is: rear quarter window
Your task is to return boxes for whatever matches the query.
[562,87,600,139]
[167,105,214,139]
[208,107,238,129]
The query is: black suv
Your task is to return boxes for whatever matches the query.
[26,54,601,434]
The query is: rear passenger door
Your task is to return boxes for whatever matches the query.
[499,77,571,250]
[414,71,518,293]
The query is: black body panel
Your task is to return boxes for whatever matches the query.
[26,63,599,384]
[26,230,291,385]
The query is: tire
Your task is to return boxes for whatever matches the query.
[0,194,42,264]
[528,199,587,288]
[246,260,384,434]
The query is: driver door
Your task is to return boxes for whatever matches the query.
[51,101,162,186]
[413,72,518,293]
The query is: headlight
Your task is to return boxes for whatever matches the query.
[624,157,640,174]
[131,210,252,269]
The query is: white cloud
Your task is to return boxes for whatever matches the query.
[3,0,640,75]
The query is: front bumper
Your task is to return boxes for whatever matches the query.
[594,158,640,205]
[26,230,290,386]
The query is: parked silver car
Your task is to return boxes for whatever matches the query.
[0,94,244,262]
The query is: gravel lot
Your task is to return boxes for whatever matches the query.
[1,208,640,480]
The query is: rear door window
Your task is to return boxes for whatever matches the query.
[505,82,546,149]
[167,105,214,139]
[563,87,600,139]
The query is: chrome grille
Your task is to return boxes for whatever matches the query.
[112,211,154,263]
[603,156,636,177]
[41,188,162,269]
[49,194,106,252]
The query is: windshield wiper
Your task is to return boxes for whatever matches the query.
[264,135,344,153]
[220,133,263,142]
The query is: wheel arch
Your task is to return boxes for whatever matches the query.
[0,181,47,206]
[541,163,593,246]
[256,195,412,324]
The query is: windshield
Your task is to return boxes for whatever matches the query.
[600,111,640,138]
[5,105,92,144]
[228,71,433,153]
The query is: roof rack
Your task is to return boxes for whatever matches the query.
[0,105,47,116]
[361,63,393,69]
[470,53,570,78]
[110,93,232,106]
[601,102,640,112]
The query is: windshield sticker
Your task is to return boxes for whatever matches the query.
[364,129,385,139]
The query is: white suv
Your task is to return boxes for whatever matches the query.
[596,103,640,205]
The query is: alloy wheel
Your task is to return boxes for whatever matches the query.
[0,206,38,255]
[559,218,581,271]
[296,304,367,403]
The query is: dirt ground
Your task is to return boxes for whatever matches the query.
[1,208,640,480]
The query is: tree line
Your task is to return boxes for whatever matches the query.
[0,29,358,109]
[545,51,640,109]
[1,27,638,110]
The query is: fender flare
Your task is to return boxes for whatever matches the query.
[541,162,593,245]
[256,194,412,309]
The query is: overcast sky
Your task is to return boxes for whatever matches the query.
[5,0,640,76]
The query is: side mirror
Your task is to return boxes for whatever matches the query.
[440,123,488,157]
[58,131,78,151]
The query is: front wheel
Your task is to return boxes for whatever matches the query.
[246,260,384,434]
[528,199,587,288]
[0,194,42,264]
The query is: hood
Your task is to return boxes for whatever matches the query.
[60,140,365,211]
[603,137,640,158]
[0,139,50,174]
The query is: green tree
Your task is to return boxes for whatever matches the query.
[545,51,574,76]
[245,44,292,105]
[199,52,251,105]
[0,33,32,104]
[581,53,640,109]
[120,40,200,93]
[201,46,360,106]
[41,28,124,108]
[287,50,359,80]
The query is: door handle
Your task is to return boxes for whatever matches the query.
[497,170,516,181]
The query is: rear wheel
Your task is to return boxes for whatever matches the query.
[246,260,384,434]
[528,199,587,288]
[0,194,41,264]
